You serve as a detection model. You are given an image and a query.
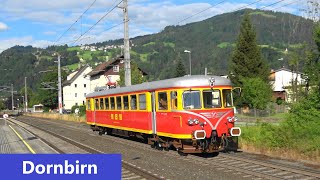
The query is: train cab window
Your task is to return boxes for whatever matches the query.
[86,99,91,110]
[99,98,104,110]
[138,94,146,110]
[123,96,129,110]
[222,89,233,107]
[203,90,221,108]
[110,97,115,110]
[183,91,201,109]
[95,99,99,110]
[171,91,177,110]
[130,95,137,110]
[104,97,109,110]
[116,96,122,110]
[158,92,168,110]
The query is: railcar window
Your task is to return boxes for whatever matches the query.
[222,89,233,107]
[139,94,146,110]
[116,96,122,110]
[95,99,99,110]
[171,91,177,110]
[183,91,201,109]
[104,97,109,110]
[110,97,115,110]
[130,95,137,110]
[99,98,104,110]
[123,96,129,110]
[203,90,221,108]
[158,92,168,110]
[86,99,91,110]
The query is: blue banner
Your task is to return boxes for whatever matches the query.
[0,154,121,180]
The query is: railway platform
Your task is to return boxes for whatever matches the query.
[0,118,57,154]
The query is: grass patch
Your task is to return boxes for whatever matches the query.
[143,42,155,46]
[163,42,175,48]
[250,11,276,18]
[217,42,231,48]
[66,63,79,71]
[39,55,53,60]
[288,43,305,49]
[140,53,149,62]
[67,46,80,51]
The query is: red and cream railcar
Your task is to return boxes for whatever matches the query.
[86,75,241,154]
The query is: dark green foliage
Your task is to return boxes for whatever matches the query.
[304,24,320,94]
[175,55,186,77]
[117,63,147,86]
[241,77,272,109]
[71,105,86,116]
[229,13,270,86]
[34,67,67,110]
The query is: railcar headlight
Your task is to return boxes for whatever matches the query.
[188,119,194,125]
[193,119,199,125]
[227,117,233,122]
[234,116,238,122]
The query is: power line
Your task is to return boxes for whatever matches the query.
[232,0,263,12]
[73,0,124,45]
[178,0,227,25]
[272,0,301,11]
[54,0,97,44]
[260,0,286,10]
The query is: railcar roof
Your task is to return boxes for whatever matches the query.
[86,75,232,98]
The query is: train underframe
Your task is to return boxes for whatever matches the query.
[91,125,238,155]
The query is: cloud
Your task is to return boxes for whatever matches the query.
[43,31,57,35]
[0,36,54,52]
[0,22,9,31]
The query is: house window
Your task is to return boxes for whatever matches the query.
[75,84,77,88]
[75,93,77,97]
[84,93,86,97]
[113,65,119,72]
[84,84,86,88]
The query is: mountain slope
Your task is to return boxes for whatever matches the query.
[125,9,314,80]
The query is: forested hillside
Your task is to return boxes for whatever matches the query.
[0,9,314,91]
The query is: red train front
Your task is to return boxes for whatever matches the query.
[86,75,241,155]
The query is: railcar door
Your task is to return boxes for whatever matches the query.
[151,91,157,134]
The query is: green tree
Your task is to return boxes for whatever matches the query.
[35,67,67,110]
[229,13,269,87]
[175,55,186,77]
[241,77,272,116]
[304,24,320,94]
[117,63,147,86]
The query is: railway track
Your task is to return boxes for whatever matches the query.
[13,116,320,180]
[7,118,164,180]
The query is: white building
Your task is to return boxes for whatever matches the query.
[62,65,93,109]
[270,68,305,102]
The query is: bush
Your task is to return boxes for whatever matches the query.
[240,92,320,156]
[71,105,86,116]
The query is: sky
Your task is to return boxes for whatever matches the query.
[0,0,308,52]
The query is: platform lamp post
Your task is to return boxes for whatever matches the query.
[184,50,192,75]
[25,77,28,112]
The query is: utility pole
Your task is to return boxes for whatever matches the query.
[123,0,131,86]
[11,84,14,110]
[25,77,28,112]
[58,55,63,114]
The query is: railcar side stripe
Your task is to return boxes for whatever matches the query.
[172,110,215,130]
[214,109,233,129]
